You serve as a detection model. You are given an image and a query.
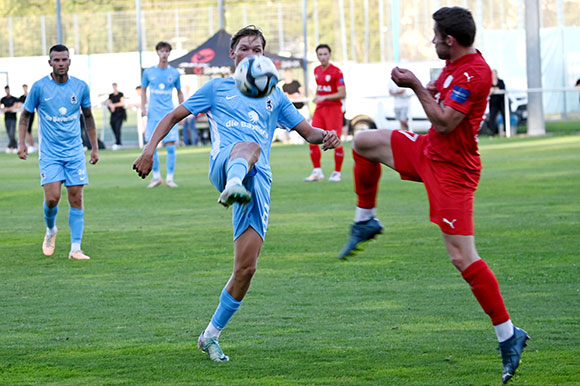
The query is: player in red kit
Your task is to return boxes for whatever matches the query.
[338,7,529,384]
[304,44,346,182]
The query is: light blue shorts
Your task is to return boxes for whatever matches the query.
[39,157,88,186]
[209,144,272,241]
[145,116,179,143]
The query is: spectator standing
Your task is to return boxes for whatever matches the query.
[388,80,412,130]
[282,69,305,110]
[19,84,36,153]
[488,69,506,136]
[1,86,19,153]
[106,83,126,150]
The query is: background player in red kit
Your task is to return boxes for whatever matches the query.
[304,44,346,182]
[338,7,529,384]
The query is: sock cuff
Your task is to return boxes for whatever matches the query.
[69,207,84,215]
[227,157,249,171]
[43,202,58,213]
[166,144,176,152]
[461,259,487,279]
[220,288,242,312]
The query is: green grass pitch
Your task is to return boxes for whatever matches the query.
[1,135,579,385]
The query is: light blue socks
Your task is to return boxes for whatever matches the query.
[166,144,176,178]
[152,148,160,173]
[210,288,243,330]
[226,158,249,185]
[43,202,58,230]
[68,207,84,251]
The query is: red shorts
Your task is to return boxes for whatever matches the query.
[312,104,343,137]
[391,130,480,235]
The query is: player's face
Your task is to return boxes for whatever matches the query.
[432,23,450,60]
[316,48,331,67]
[48,51,71,77]
[231,36,264,67]
[157,47,171,63]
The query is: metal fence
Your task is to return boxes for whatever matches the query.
[1,0,578,61]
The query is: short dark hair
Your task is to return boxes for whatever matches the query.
[49,44,69,55]
[230,25,266,51]
[4,85,9,90]
[433,7,476,47]
[316,44,332,54]
[155,41,172,51]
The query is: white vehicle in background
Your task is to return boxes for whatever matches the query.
[341,62,442,135]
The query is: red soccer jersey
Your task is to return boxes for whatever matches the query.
[424,50,491,172]
[314,63,345,108]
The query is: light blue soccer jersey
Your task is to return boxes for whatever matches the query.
[141,65,181,120]
[182,77,304,176]
[24,75,91,161]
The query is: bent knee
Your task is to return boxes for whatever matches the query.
[235,265,257,281]
[44,198,59,208]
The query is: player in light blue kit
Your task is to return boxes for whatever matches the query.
[17,44,99,260]
[141,41,184,188]
[133,26,341,362]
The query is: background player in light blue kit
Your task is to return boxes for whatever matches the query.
[17,44,99,261]
[141,41,184,188]
[133,26,341,362]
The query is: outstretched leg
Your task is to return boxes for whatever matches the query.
[338,129,394,258]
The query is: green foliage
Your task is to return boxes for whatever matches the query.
[1,136,579,384]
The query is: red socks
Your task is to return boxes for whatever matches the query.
[462,259,510,325]
[353,150,381,209]
[334,146,344,172]
[310,145,345,172]
[309,144,321,168]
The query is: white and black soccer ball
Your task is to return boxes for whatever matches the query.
[234,55,279,98]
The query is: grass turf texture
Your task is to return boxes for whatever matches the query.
[1,135,579,385]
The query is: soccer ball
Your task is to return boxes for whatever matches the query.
[234,55,279,98]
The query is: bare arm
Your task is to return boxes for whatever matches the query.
[141,88,148,117]
[17,110,32,159]
[391,67,464,134]
[82,106,99,165]
[177,89,184,104]
[133,105,191,178]
[313,85,346,104]
[293,120,341,151]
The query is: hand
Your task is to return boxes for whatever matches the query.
[17,143,28,160]
[321,130,341,151]
[141,108,147,117]
[391,67,420,89]
[132,151,153,179]
[313,95,325,104]
[89,148,99,165]
[426,81,437,97]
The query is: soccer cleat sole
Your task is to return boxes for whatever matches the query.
[501,328,530,384]
[338,231,382,260]
[218,185,251,208]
